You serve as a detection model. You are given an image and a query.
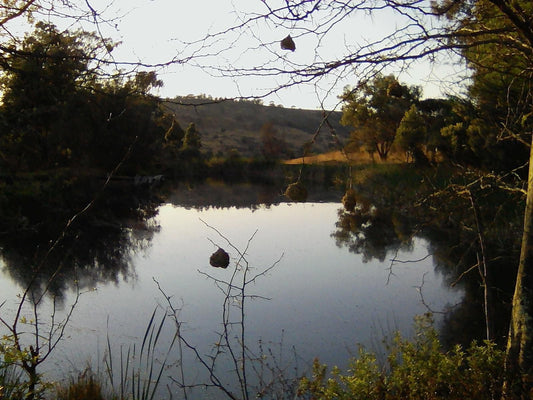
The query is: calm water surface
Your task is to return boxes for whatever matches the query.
[0,192,463,396]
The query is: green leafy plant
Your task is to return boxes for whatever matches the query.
[298,314,506,400]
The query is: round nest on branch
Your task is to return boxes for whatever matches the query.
[210,248,230,269]
[342,189,357,212]
[280,35,296,51]
[285,181,308,202]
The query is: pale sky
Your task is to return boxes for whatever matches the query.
[28,0,469,109]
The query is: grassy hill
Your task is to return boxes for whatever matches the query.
[162,95,351,159]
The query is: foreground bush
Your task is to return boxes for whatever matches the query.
[298,314,505,400]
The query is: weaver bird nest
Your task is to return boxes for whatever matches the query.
[210,248,230,269]
[280,35,296,51]
[342,189,357,212]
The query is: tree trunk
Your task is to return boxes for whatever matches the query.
[504,139,533,399]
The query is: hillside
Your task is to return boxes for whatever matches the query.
[162,96,351,158]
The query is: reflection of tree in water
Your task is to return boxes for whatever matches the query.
[331,185,523,348]
[420,187,522,348]
[332,196,413,263]
[0,175,162,301]
[166,181,284,210]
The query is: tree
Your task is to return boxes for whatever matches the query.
[412,98,452,162]
[436,3,533,392]
[340,74,419,161]
[0,21,180,175]
[395,105,428,163]
[260,122,288,159]
[181,122,202,155]
[0,21,107,169]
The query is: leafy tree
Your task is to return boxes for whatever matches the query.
[340,75,420,161]
[84,73,170,173]
[0,22,108,170]
[161,114,185,148]
[416,98,457,162]
[0,22,175,174]
[451,0,532,145]
[395,105,427,162]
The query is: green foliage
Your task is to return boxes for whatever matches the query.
[0,22,105,170]
[0,332,49,400]
[0,354,25,400]
[433,0,532,171]
[159,121,207,177]
[435,95,529,170]
[340,74,420,161]
[298,314,506,400]
[86,77,168,173]
[0,22,180,175]
[395,105,427,160]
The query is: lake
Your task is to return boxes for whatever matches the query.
[0,182,463,398]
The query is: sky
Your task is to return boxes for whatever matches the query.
[25,0,470,109]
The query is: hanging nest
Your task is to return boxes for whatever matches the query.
[210,248,230,269]
[280,35,296,51]
[285,181,308,202]
[342,189,357,212]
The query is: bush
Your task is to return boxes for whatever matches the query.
[298,314,505,400]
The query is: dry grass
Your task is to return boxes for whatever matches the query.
[283,150,406,165]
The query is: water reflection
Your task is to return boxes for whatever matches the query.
[0,176,161,301]
[331,185,522,348]
[0,178,470,398]
[0,176,519,352]
[165,179,343,210]
[332,196,413,262]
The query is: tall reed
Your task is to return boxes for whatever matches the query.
[103,307,176,400]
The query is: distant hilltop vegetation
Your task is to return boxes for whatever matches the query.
[163,95,351,159]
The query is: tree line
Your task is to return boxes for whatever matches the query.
[0,22,206,177]
[340,71,530,172]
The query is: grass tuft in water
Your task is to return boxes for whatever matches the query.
[103,307,176,400]
[54,371,106,400]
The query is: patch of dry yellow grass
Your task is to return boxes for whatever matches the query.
[283,150,405,165]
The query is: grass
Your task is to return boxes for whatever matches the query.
[54,373,105,400]
[0,363,25,400]
[102,308,175,400]
[283,149,406,165]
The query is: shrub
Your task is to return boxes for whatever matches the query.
[298,314,505,400]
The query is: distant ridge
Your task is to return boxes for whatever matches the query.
[163,95,351,158]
